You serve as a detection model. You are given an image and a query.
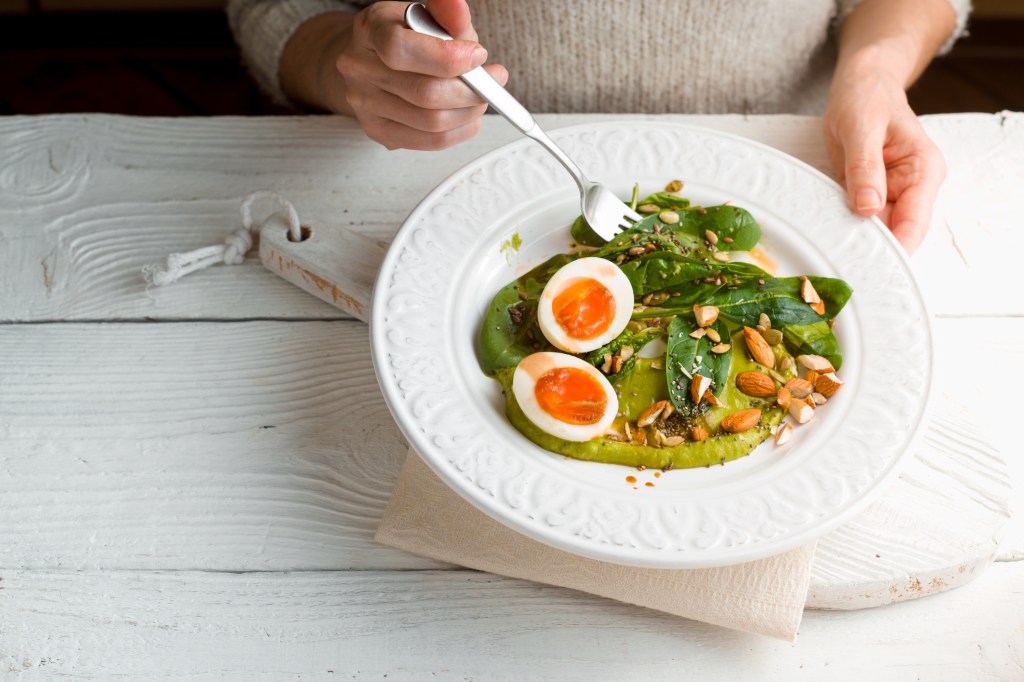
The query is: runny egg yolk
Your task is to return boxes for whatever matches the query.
[552,278,616,341]
[534,367,608,425]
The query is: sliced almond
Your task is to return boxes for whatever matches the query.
[705,327,721,343]
[660,402,675,420]
[624,421,632,441]
[810,392,827,405]
[811,300,825,315]
[797,354,835,373]
[637,400,670,427]
[663,435,685,447]
[800,277,821,304]
[815,372,844,398]
[784,378,814,399]
[788,398,814,424]
[776,386,792,410]
[703,391,724,407]
[721,408,762,433]
[774,421,793,446]
[689,328,707,340]
[690,374,712,403]
[693,305,719,328]
[735,371,777,398]
[690,425,709,442]
[742,327,776,369]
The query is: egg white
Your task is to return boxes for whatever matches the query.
[536,257,634,353]
[512,352,618,442]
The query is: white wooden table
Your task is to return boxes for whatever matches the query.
[0,112,1021,680]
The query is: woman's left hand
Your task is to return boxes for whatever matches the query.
[823,61,946,254]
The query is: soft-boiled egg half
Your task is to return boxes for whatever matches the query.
[513,352,618,441]
[537,257,634,353]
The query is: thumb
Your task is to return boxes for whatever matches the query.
[426,0,476,41]
[841,127,887,217]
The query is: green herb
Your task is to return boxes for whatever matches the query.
[665,316,731,417]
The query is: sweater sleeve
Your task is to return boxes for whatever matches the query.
[227,0,371,105]
[835,0,971,55]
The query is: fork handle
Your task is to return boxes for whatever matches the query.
[404,3,588,190]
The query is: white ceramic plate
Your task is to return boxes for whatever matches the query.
[371,121,933,568]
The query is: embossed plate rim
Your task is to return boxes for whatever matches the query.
[371,121,934,568]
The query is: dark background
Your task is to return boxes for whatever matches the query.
[0,0,1021,116]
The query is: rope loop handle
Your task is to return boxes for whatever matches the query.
[143,191,302,287]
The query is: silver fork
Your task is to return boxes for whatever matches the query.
[404,2,641,241]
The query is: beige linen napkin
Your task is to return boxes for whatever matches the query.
[376,449,816,640]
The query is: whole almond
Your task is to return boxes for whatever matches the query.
[721,409,762,433]
[735,371,777,398]
[742,327,776,369]
[690,425,709,442]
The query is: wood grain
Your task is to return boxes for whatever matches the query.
[0,319,1014,581]
[1,566,1020,680]
[2,113,1019,322]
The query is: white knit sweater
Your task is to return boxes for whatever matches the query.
[227,0,969,115]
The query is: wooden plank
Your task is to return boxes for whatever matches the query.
[1,565,1021,680]
[0,318,1016,575]
[2,113,1016,322]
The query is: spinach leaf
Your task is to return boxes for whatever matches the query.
[478,253,573,375]
[665,316,731,417]
[570,214,606,248]
[807,276,854,318]
[619,252,766,297]
[782,321,844,371]
[637,191,690,210]
[672,205,762,251]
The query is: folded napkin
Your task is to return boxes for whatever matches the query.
[376,449,816,640]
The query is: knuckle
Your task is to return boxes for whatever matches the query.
[375,28,405,68]
[411,77,447,109]
[336,51,356,78]
[846,152,881,175]
[419,109,451,133]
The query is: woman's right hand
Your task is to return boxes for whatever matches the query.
[283,0,507,151]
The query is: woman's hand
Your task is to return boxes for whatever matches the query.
[280,0,507,151]
[823,61,946,253]
[824,0,956,253]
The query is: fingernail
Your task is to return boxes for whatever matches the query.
[471,46,487,64]
[855,188,882,212]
